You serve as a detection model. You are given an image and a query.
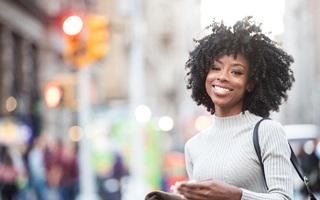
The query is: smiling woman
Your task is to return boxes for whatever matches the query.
[144,14,299,200]
[172,16,296,200]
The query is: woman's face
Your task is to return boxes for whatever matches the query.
[205,53,254,117]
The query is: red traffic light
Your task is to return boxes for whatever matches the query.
[44,82,63,108]
[62,15,84,36]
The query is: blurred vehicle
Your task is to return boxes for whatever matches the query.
[284,124,320,199]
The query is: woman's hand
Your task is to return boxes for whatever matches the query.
[174,179,242,200]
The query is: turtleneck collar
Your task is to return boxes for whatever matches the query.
[212,111,261,129]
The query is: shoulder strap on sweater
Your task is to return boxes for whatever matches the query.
[253,118,317,200]
[253,118,267,188]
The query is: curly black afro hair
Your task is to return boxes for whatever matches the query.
[185,16,295,118]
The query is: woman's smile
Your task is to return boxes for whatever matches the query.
[213,85,232,93]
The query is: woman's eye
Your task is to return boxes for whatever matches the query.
[232,70,244,75]
[210,66,220,71]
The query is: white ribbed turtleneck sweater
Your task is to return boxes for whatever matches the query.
[184,111,294,199]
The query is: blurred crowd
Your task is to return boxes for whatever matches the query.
[0,133,129,200]
[0,136,79,200]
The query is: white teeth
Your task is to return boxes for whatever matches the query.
[214,86,231,92]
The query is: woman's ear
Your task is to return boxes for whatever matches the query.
[246,83,255,92]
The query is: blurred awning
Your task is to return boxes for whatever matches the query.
[283,124,319,141]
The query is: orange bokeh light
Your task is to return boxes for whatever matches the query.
[44,82,63,108]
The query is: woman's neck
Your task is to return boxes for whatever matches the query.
[214,108,243,117]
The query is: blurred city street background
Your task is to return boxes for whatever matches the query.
[0,0,319,199]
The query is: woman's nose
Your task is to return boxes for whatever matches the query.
[217,70,228,81]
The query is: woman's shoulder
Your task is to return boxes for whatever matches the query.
[185,126,212,146]
[256,118,288,144]
[258,118,284,132]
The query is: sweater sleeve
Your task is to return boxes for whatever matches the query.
[241,120,294,200]
[184,140,193,180]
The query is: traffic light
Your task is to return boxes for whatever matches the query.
[86,14,110,60]
[61,14,110,68]
[61,15,87,67]
[61,83,77,111]
[62,15,83,36]
[44,82,63,108]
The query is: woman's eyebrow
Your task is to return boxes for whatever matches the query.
[232,63,246,67]
[213,58,248,68]
[213,59,222,64]
[214,60,247,68]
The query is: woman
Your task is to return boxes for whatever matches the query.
[173,16,295,199]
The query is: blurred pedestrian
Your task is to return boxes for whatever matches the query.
[28,136,48,200]
[44,139,63,200]
[172,16,295,199]
[0,147,19,200]
[57,143,79,200]
[96,150,127,200]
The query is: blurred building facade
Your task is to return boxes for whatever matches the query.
[0,0,201,196]
[276,0,320,127]
[0,0,52,143]
[0,0,319,155]
[0,0,202,144]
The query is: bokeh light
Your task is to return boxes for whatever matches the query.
[6,96,17,112]
[194,115,212,132]
[303,140,315,155]
[158,116,174,132]
[68,125,83,142]
[135,105,152,123]
[44,82,63,108]
[62,15,83,36]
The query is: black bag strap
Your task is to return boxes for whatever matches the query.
[253,118,317,200]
